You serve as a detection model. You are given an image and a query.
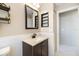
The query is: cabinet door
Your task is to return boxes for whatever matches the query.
[23,42,32,56]
[33,44,42,56]
[41,39,48,56]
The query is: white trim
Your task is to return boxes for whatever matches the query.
[56,5,79,53]
[57,6,79,13]
[56,12,59,53]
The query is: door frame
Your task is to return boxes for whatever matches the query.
[56,5,79,53]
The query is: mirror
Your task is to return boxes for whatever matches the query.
[25,5,39,29]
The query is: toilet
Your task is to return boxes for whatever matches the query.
[0,46,11,56]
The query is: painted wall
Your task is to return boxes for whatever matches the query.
[39,3,55,56]
[0,34,32,56]
[0,3,39,37]
[0,36,22,56]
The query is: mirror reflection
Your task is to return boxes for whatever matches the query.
[25,5,38,29]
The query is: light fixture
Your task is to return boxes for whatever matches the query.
[32,3,40,9]
[25,3,40,10]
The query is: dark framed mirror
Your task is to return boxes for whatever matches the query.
[25,5,39,29]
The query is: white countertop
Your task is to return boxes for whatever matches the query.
[22,36,48,46]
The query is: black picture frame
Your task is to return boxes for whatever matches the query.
[41,12,49,27]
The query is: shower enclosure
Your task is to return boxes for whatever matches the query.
[57,6,79,56]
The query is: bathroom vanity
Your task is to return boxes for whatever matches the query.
[22,37,48,56]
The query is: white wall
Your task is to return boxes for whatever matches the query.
[0,34,32,56]
[39,3,55,56]
[0,35,22,56]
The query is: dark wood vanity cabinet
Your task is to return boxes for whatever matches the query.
[41,39,48,56]
[33,43,42,56]
[23,39,48,56]
[23,42,32,56]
